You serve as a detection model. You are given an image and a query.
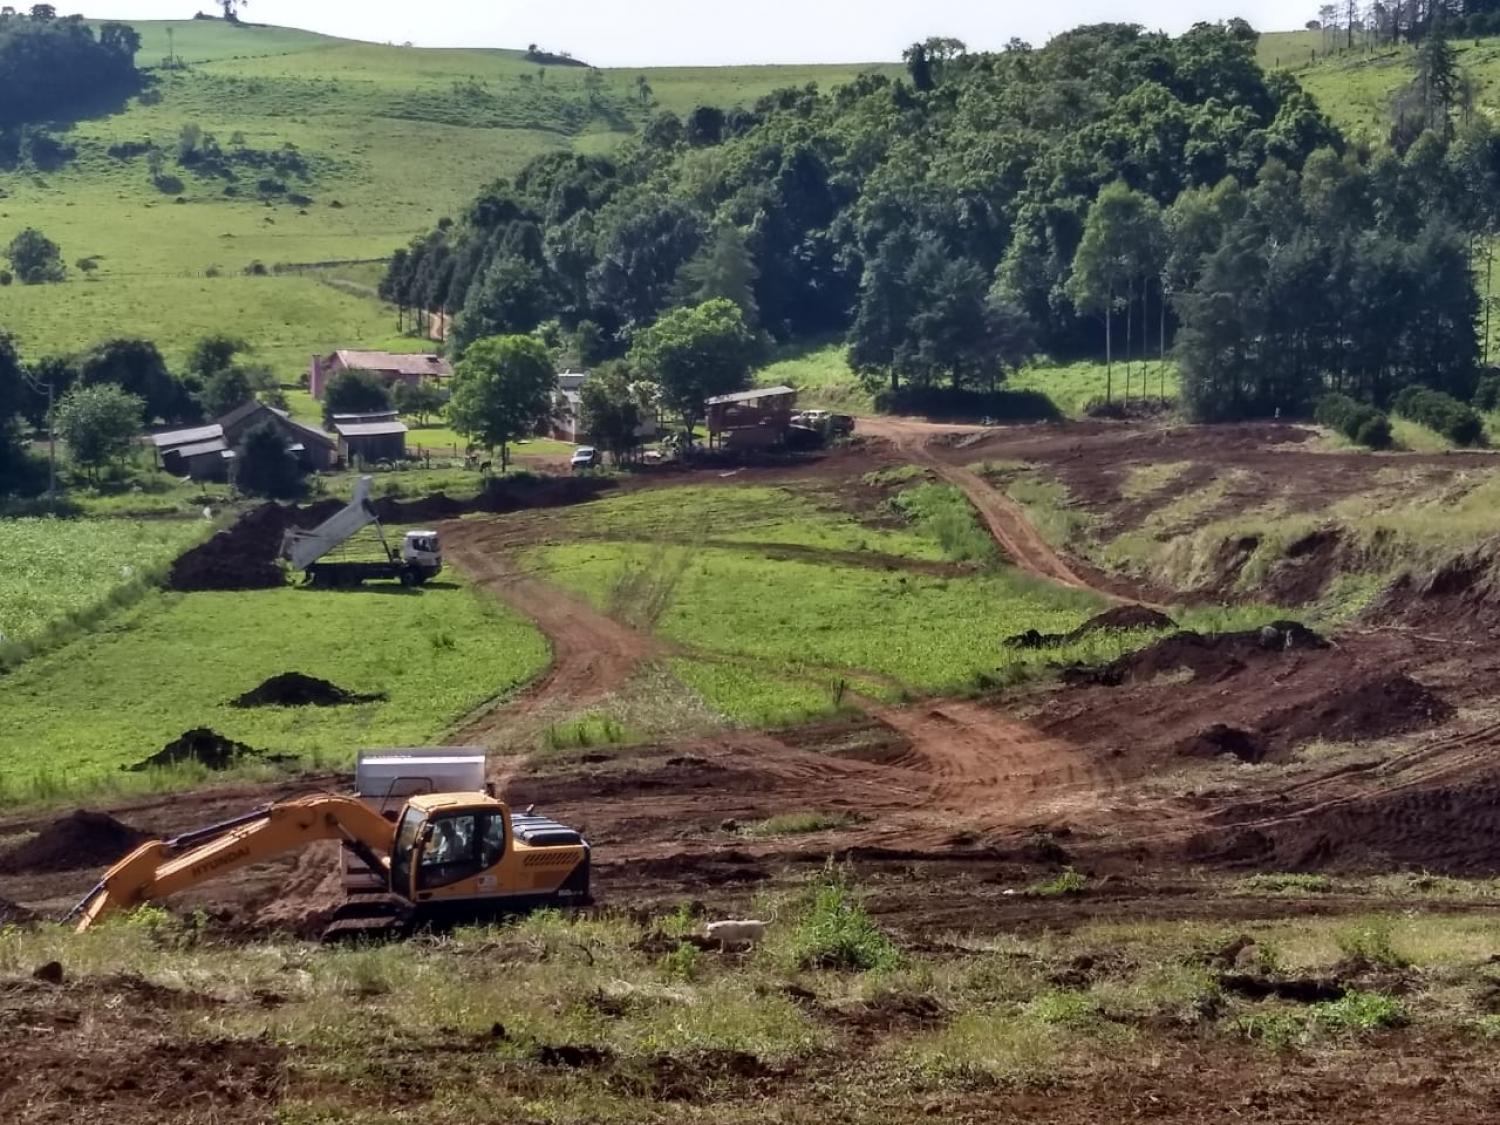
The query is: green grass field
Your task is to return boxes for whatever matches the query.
[508,478,1111,723]
[544,481,946,561]
[532,541,1107,697]
[0,577,549,802]
[1009,358,1179,419]
[0,515,209,651]
[754,341,873,413]
[1,20,892,379]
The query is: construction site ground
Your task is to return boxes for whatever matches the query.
[8,418,1500,1122]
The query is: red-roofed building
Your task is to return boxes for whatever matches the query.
[309,349,452,399]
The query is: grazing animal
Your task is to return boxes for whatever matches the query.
[704,919,767,951]
[479,460,493,474]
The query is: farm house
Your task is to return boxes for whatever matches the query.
[704,385,797,449]
[309,350,452,400]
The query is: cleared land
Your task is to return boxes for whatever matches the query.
[11,418,1500,1121]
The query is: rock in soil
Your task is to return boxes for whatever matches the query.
[0,811,150,875]
[231,671,385,708]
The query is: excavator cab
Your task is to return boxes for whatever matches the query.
[385,793,589,914]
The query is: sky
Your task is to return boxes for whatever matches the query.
[75,2,1317,66]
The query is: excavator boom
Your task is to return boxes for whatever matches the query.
[70,795,396,932]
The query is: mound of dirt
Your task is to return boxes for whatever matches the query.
[129,727,261,772]
[169,504,292,592]
[0,896,37,925]
[0,811,150,875]
[1006,604,1176,649]
[1177,724,1267,763]
[1267,673,1452,745]
[231,672,385,708]
[1060,621,1328,686]
[1371,536,1500,628]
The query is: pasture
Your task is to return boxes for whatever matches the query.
[2,20,891,377]
[0,577,549,803]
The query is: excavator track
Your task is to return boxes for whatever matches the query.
[321,840,411,942]
[320,893,414,943]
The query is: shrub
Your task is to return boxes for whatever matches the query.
[873,385,1060,422]
[658,941,701,980]
[1314,392,1391,449]
[779,863,902,972]
[1027,867,1087,897]
[1335,919,1407,969]
[1354,413,1391,450]
[1392,385,1484,446]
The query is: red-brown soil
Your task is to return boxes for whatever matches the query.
[14,420,1500,1121]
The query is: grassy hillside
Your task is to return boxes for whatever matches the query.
[1,19,893,375]
[1260,29,1500,139]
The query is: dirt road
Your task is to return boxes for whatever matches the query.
[858,416,1096,590]
[440,518,662,748]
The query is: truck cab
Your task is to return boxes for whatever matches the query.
[399,530,443,580]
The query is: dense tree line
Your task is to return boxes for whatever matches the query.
[388,20,1487,422]
[0,8,141,127]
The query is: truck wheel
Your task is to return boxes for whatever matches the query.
[400,570,417,587]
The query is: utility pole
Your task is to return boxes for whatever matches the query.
[20,368,57,507]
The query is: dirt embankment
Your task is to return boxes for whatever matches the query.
[169,476,614,592]
[1007,604,1176,649]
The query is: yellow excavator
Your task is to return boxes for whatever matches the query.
[68,790,591,937]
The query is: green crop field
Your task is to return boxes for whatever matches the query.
[509,480,1171,724]
[0,516,209,653]
[544,482,947,561]
[0,577,549,803]
[1,20,893,379]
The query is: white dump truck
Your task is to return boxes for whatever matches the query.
[281,476,442,587]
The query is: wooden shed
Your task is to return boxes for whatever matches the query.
[704,385,797,443]
[335,418,409,464]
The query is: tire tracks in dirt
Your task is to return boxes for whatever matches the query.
[859,416,1097,592]
[440,518,664,751]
